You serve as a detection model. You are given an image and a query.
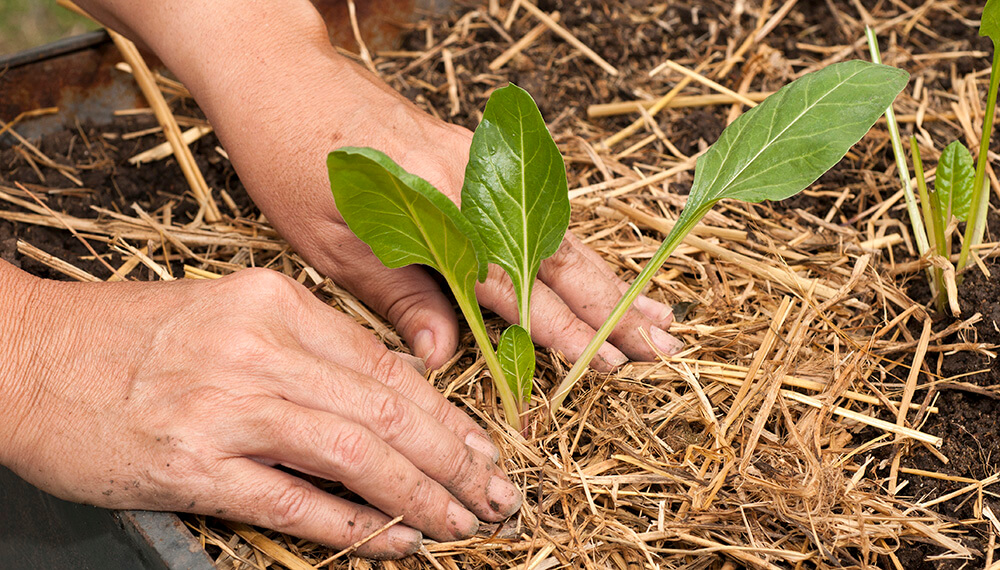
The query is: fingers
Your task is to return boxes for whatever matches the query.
[270,360,516,519]
[538,233,683,359]
[314,227,460,369]
[212,458,423,559]
[475,265,628,371]
[291,298,500,462]
[235,398,520,541]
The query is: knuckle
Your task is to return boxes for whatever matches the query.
[545,239,584,276]
[441,445,481,490]
[266,481,314,530]
[369,346,407,384]
[233,268,302,304]
[480,268,516,305]
[385,287,441,332]
[328,425,371,469]
[224,330,278,368]
[368,388,410,440]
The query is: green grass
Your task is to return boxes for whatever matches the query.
[0,0,96,54]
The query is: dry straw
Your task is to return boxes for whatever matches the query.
[2,0,998,568]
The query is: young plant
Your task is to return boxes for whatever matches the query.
[868,2,997,308]
[958,0,1000,272]
[549,60,908,410]
[328,85,569,430]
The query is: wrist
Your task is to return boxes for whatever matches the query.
[0,263,44,467]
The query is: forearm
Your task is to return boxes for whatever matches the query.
[0,261,43,466]
[72,0,348,112]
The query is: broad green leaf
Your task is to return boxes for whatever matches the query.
[327,147,488,289]
[462,84,571,331]
[936,141,975,222]
[982,0,1000,45]
[552,61,910,410]
[498,325,535,404]
[678,60,909,230]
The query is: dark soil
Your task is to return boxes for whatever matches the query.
[0,113,254,280]
[2,0,998,567]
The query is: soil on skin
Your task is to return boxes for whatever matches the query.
[2,0,998,566]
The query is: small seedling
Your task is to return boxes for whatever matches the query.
[328,85,569,431]
[958,0,1000,272]
[868,1,998,309]
[549,60,908,409]
[329,62,907,427]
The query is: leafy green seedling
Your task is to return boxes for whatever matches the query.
[550,60,909,410]
[908,138,975,309]
[328,85,569,430]
[957,0,1000,272]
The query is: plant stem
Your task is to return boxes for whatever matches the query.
[549,213,698,411]
[910,137,946,311]
[518,281,531,338]
[453,290,522,430]
[866,27,930,258]
[957,51,1000,272]
[909,138,938,253]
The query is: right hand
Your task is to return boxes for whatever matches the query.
[0,267,521,559]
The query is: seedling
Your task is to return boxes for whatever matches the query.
[329,62,907,427]
[549,60,908,409]
[328,85,569,430]
[868,2,998,309]
[958,0,1000,273]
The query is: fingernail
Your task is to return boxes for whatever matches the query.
[465,431,500,463]
[635,295,674,324]
[446,501,480,538]
[486,476,522,518]
[650,326,683,355]
[385,524,422,555]
[413,329,435,363]
[596,342,628,369]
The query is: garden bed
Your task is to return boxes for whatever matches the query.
[1,0,999,568]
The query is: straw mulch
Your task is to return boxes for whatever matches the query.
[2,0,999,568]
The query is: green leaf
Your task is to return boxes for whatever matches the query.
[552,60,910,411]
[462,84,571,331]
[328,147,525,430]
[982,0,1000,45]
[498,325,535,404]
[936,141,976,222]
[679,60,909,229]
[327,147,488,285]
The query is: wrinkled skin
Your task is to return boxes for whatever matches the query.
[0,270,519,557]
[0,0,683,560]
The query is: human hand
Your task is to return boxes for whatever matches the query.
[70,0,682,374]
[198,50,683,373]
[0,268,521,559]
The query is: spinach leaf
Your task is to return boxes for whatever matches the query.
[958,0,1000,270]
[462,84,571,332]
[498,325,535,404]
[328,147,487,283]
[328,147,523,429]
[551,60,909,410]
[937,141,975,223]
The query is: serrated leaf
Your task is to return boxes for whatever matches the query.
[982,0,1000,45]
[498,324,535,404]
[679,60,909,229]
[937,141,976,222]
[462,84,571,331]
[327,147,488,290]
